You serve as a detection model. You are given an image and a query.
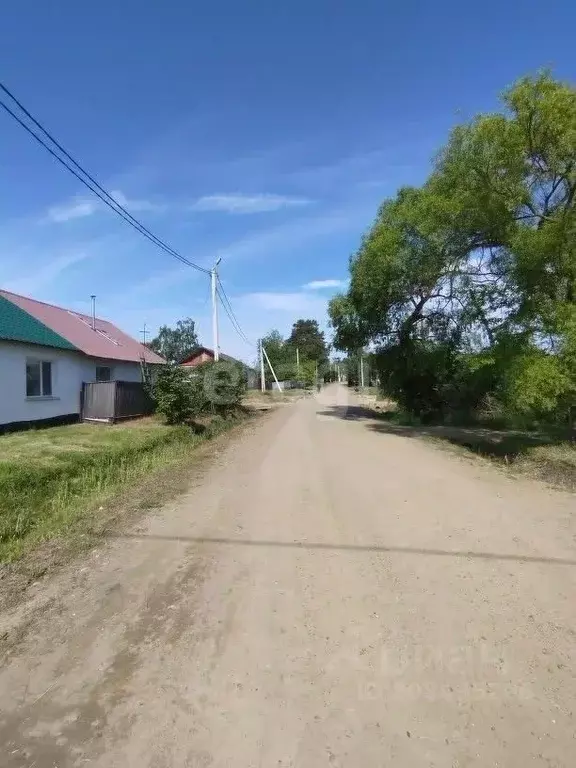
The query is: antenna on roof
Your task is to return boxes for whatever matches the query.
[90,295,96,330]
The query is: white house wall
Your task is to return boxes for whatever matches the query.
[0,341,144,426]
[77,358,144,384]
[0,341,83,425]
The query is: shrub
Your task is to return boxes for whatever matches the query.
[153,365,202,424]
[195,360,247,413]
[376,341,464,422]
[500,351,573,424]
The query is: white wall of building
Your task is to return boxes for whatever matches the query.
[77,357,144,384]
[0,341,143,426]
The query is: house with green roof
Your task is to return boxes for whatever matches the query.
[0,289,164,429]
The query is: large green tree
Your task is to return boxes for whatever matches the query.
[434,71,576,337]
[261,321,329,384]
[329,72,576,424]
[286,319,328,364]
[261,329,297,382]
[149,318,199,364]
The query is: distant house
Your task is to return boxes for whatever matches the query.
[0,289,165,429]
[180,346,258,389]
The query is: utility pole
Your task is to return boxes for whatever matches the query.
[360,353,365,388]
[296,347,300,379]
[260,339,266,392]
[211,257,221,361]
[262,345,282,391]
[140,323,148,346]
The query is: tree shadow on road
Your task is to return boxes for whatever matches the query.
[316,405,576,490]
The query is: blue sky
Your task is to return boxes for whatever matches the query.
[1,1,575,361]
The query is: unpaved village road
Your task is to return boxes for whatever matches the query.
[1,385,575,767]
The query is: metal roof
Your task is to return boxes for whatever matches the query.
[0,289,165,364]
[0,294,79,351]
[180,347,255,370]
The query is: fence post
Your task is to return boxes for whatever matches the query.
[80,382,86,421]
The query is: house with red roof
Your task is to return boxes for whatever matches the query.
[180,346,258,389]
[0,289,165,429]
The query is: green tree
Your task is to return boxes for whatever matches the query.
[261,329,297,382]
[195,360,247,413]
[286,319,328,369]
[153,365,201,425]
[434,71,576,337]
[149,318,199,364]
[329,71,576,425]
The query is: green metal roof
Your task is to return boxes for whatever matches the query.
[0,294,79,351]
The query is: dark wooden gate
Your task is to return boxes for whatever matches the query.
[81,381,153,423]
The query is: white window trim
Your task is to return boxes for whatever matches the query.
[26,357,57,399]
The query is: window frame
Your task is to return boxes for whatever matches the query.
[26,358,54,398]
[95,365,113,382]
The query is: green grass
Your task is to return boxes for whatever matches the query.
[514,442,576,490]
[243,388,309,404]
[0,415,243,563]
[0,418,174,467]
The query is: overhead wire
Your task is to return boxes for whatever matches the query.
[216,278,256,348]
[217,279,253,344]
[216,286,253,347]
[216,280,242,334]
[0,82,210,275]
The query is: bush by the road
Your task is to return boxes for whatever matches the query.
[153,365,202,425]
[153,360,247,425]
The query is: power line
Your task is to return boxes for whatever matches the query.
[216,279,255,348]
[216,279,240,329]
[217,287,252,346]
[217,279,253,345]
[0,82,210,275]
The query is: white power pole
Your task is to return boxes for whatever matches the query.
[296,347,300,379]
[360,354,365,388]
[260,338,266,391]
[211,257,221,361]
[262,345,282,391]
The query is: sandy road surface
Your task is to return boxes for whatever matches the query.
[1,384,575,767]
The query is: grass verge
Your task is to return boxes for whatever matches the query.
[0,412,249,565]
[243,388,310,406]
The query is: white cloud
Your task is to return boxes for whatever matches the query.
[303,279,347,290]
[235,290,330,318]
[46,199,99,223]
[116,265,206,304]
[241,292,316,313]
[45,190,162,224]
[207,289,332,363]
[191,193,313,215]
[3,250,90,295]
[109,190,164,213]
[213,203,373,264]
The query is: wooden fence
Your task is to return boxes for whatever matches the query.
[81,381,154,423]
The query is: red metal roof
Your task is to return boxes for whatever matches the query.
[181,347,215,366]
[0,289,165,364]
[181,347,255,370]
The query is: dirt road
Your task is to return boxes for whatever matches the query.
[1,385,575,767]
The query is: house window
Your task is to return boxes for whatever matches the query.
[96,366,112,382]
[26,360,53,397]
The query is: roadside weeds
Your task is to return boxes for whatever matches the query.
[348,395,575,492]
[0,409,262,613]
